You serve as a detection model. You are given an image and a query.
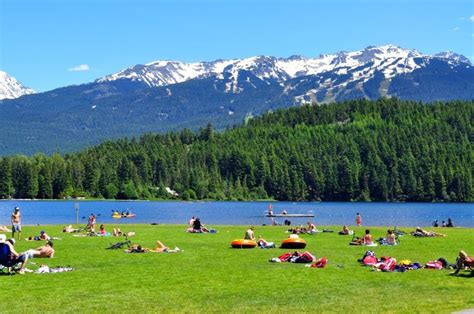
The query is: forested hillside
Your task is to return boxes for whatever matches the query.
[0,98,472,202]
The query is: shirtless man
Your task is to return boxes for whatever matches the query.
[11,207,21,240]
[244,226,255,240]
[25,241,55,258]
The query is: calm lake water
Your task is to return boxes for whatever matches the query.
[0,201,472,228]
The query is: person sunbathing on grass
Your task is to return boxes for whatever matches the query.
[412,227,446,237]
[26,230,52,241]
[125,244,147,253]
[63,225,75,233]
[113,228,123,236]
[125,241,181,253]
[0,226,12,232]
[451,251,474,275]
[257,235,275,248]
[338,225,351,235]
[148,240,181,253]
[24,240,55,258]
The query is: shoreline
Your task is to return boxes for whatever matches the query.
[6,223,471,230]
[1,199,473,204]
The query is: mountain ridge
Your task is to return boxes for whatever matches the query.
[96,44,471,95]
[0,44,472,155]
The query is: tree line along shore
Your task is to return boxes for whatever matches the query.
[0,98,472,202]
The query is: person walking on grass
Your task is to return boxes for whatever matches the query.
[11,207,22,241]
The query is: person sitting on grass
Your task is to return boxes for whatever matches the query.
[289,229,300,239]
[98,224,111,236]
[451,251,474,275]
[244,226,255,241]
[24,240,55,258]
[0,237,28,274]
[446,218,454,228]
[385,229,397,245]
[306,222,317,234]
[362,229,374,245]
[188,216,196,227]
[351,229,375,246]
[338,225,351,235]
[192,218,203,232]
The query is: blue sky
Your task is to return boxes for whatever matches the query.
[1,0,473,92]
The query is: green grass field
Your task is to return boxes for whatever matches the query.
[1,224,473,313]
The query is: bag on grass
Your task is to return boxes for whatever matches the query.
[278,252,294,262]
[378,257,397,272]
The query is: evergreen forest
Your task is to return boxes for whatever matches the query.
[0,98,472,202]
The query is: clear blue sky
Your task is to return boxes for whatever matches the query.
[1,0,473,92]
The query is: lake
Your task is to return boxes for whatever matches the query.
[0,200,472,228]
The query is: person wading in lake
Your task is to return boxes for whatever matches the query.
[11,207,22,241]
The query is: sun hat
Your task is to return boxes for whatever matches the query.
[0,234,6,243]
[14,207,20,211]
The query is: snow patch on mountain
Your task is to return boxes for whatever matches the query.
[97,44,471,96]
[0,71,35,100]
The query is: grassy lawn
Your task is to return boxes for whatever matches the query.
[1,224,473,313]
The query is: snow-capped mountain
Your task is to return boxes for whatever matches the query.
[97,44,471,100]
[0,71,35,100]
[0,44,472,155]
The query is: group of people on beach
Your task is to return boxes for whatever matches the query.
[186,216,218,233]
[432,218,454,228]
[2,206,471,276]
[0,207,56,274]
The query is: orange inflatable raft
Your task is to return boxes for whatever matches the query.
[231,239,257,249]
[280,237,307,249]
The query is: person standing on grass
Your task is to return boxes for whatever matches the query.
[356,212,362,226]
[87,214,96,233]
[11,207,21,241]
